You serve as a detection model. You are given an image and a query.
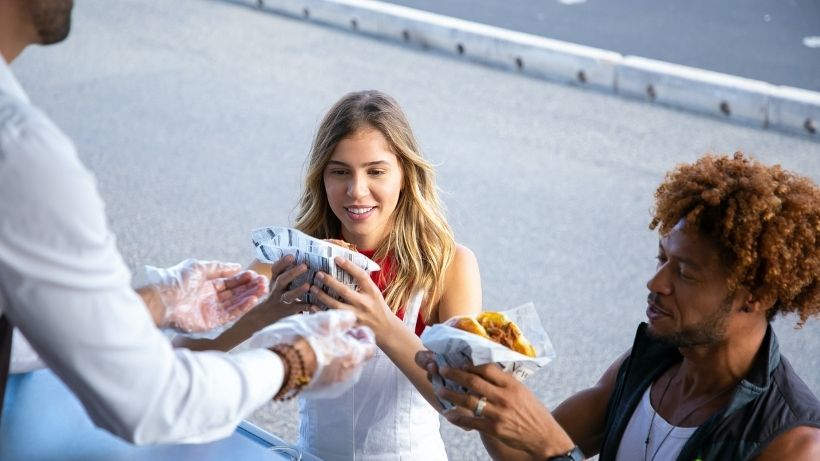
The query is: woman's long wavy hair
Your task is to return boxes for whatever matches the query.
[294,90,455,322]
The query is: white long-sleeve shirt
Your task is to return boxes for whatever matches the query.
[0,55,283,444]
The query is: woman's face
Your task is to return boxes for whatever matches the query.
[323,127,404,250]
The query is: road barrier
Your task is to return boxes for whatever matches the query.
[229,0,820,139]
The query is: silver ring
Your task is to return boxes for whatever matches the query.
[474,396,487,417]
[280,293,293,305]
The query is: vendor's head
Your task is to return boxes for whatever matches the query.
[0,0,74,61]
[295,90,455,319]
[646,152,820,346]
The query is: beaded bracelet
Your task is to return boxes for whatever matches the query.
[271,343,312,401]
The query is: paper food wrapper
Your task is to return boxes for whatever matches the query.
[421,302,556,410]
[251,226,380,309]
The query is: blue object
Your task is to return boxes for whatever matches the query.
[0,369,315,461]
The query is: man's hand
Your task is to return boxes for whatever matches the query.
[415,351,577,460]
[139,258,268,333]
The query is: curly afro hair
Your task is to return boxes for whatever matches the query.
[650,152,820,326]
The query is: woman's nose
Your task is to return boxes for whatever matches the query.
[347,174,369,199]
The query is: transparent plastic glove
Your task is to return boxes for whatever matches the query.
[143,258,269,338]
[248,310,376,399]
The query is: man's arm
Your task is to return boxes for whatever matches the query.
[753,426,820,461]
[551,350,629,456]
[418,349,629,460]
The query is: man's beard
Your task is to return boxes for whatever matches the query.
[28,0,74,45]
[648,293,735,348]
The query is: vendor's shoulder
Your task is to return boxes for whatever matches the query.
[0,93,60,137]
[0,95,75,166]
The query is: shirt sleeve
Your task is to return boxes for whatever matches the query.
[0,104,283,444]
[10,328,46,373]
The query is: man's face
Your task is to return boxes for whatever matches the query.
[645,222,743,348]
[26,0,74,45]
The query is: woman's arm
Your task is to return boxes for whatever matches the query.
[380,244,482,410]
[435,244,483,323]
[175,257,311,351]
[311,244,482,411]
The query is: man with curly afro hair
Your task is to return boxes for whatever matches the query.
[417,152,820,461]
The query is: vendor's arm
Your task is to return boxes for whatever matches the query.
[175,257,311,351]
[313,244,482,411]
[135,259,267,332]
[0,113,282,444]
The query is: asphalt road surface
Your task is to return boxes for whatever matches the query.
[386,0,820,91]
[10,0,820,459]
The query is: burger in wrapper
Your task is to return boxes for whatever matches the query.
[251,226,379,309]
[446,312,537,358]
[420,303,555,410]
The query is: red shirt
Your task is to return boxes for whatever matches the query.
[359,248,427,337]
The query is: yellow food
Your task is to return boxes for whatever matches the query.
[446,312,536,357]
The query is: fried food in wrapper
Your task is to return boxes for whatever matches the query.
[251,227,379,310]
[420,303,555,410]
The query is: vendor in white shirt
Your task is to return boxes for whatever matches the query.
[0,0,376,445]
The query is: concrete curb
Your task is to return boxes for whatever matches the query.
[230,0,819,139]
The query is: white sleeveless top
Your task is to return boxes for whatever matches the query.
[297,291,447,461]
[615,386,698,461]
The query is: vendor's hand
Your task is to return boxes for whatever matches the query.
[143,258,268,333]
[425,356,575,458]
[253,255,315,322]
[289,335,318,383]
[301,310,377,396]
[310,257,393,337]
[249,310,377,399]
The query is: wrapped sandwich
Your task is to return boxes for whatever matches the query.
[251,227,378,309]
[446,312,537,358]
[421,303,555,410]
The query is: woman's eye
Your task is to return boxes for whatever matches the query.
[369,169,386,176]
[329,169,348,176]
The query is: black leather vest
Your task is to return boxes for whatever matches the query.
[599,323,820,461]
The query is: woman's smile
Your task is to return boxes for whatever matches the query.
[324,127,404,249]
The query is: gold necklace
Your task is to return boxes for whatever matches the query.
[643,366,734,461]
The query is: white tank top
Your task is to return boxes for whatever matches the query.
[297,291,447,461]
[615,386,698,461]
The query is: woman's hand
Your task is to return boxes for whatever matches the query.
[415,351,575,459]
[309,257,394,338]
[251,255,315,325]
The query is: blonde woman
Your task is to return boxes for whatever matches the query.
[283,90,482,460]
[182,90,481,459]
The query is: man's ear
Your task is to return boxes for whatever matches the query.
[743,287,777,314]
